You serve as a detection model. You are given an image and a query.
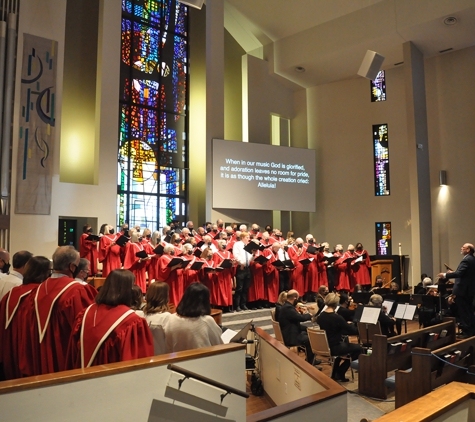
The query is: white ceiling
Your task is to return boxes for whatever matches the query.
[224,0,475,88]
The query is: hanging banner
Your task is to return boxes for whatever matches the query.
[15,33,57,214]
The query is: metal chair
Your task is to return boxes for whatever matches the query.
[307,327,354,380]
[271,320,305,356]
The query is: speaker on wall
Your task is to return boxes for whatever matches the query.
[357,50,385,80]
[179,0,204,9]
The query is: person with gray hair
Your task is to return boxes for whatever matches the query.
[74,258,90,285]
[156,243,185,306]
[123,232,149,294]
[22,246,96,376]
[369,293,396,337]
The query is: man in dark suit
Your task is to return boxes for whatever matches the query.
[278,289,315,363]
[438,243,475,337]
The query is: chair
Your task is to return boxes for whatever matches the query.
[271,320,305,356]
[270,309,276,321]
[357,321,381,348]
[307,327,354,380]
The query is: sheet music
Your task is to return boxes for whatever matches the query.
[360,307,380,325]
[403,304,417,320]
[221,329,237,344]
[394,303,407,319]
[382,299,394,315]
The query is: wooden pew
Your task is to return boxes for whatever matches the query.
[358,317,456,399]
[395,336,475,408]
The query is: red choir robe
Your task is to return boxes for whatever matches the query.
[182,255,203,290]
[288,245,308,296]
[25,276,96,376]
[336,251,356,291]
[157,254,184,307]
[353,250,372,286]
[79,233,99,275]
[98,234,122,278]
[212,250,234,307]
[316,252,329,288]
[200,258,217,305]
[148,240,166,282]
[0,284,39,379]
[67,303,154,369]
[123,242,148,293]
[248,251,266,302]
[263,248,280,303]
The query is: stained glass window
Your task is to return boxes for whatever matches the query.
[373,123,390,196]
[375,222,391,255]
[371,70,386,102]
[118,0,188,231]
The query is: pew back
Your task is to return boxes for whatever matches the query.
[358,318,456,399]
[395,336,475,408]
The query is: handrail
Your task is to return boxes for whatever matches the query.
[167,363,249,398]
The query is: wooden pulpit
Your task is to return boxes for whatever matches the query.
[370,260,393,286]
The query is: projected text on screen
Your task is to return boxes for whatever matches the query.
[212,139,316,212]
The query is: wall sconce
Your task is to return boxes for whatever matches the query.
[439,170,447,186]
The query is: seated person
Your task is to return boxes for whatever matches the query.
[316,285,329,315]
[389,282,400,293]
[144,281,171,355]
[164,283,223,352]
[67,269,154,368]
[274,291,287,322]
[278,289,314,363]
[317,293,362,382]
[368,294,396,337]
[337,292,355,322]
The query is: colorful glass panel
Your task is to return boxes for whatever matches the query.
[373,123,390,196]
[119,0,188,231]
[371,70,386,102]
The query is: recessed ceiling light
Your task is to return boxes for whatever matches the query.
[443,16,458,26]
[295,66,306,73]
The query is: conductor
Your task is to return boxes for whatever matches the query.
[438,243,475,338]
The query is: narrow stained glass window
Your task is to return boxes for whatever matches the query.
[371,70,386,102]
[118,0,188,231]
[375,222,392,255]
[373,123,390,196]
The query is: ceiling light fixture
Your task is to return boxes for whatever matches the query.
[443,16,458,26]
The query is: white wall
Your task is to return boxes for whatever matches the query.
[0,348,246,422]
[10,0,119,257]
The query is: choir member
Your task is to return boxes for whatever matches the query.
[263,242,281,306]
[316,244,330,289]
[250,223,262,239]
[288,238,307,299]
[170,233,184,255]
[164,283,223,353]
[24,246,97,375]
[144,281,171,355]
[233,231,253,312]
[322,242,336,292]
[194,226,206,242]
[67,269,154,369]
[212,240,235,311]
[305,235,318,301]
[335,244,354,292]
[353,242,372,289]
[123,232,150,293]
[186,220,196,236]
[182,243,202,289]
[200,248,217,306]
[216,218,224,231]
[0,256,51,380]
[248,241,266,309]
[156,244,184,307]
[79,224,98,276]
[201,234,218,253]
[98,225,122,278]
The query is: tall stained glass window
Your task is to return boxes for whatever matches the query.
[371,70,386,102]
[118,0,188,230]
[373,123,390,196]
[375,222,391,255]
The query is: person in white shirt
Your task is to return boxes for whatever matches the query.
[232,231,253,312]
[0,250,32,299]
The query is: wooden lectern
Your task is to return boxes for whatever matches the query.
[370,260,393,286]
